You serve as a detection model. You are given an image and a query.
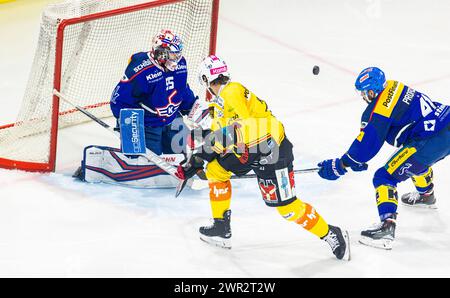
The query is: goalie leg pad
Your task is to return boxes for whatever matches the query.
[80,145,184,188]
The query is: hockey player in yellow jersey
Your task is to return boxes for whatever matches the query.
[177,55,350,260]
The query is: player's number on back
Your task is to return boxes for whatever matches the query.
[419,95,435,117]
[166,77,174,91]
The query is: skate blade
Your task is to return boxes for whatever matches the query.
[359,235,393,250]
[401,202,438,209]
[342,230,351,261]
[200,235,232,249]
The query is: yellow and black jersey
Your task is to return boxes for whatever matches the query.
[208,82,285,151]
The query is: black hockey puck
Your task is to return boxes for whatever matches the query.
[313,65,320,75]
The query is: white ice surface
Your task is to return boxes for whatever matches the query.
[0,0,449,277]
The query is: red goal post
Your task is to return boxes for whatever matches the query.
[0,0,220,172]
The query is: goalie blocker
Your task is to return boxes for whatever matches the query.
[74,109,182,188]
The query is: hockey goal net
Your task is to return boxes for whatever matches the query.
[0,0,219,172]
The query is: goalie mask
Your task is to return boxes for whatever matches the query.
[198,55,231,89]
[151,29,183,71]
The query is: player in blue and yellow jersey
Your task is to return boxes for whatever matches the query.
[178,55,351,260]
[318,67,449,249]
[110,29,197,155]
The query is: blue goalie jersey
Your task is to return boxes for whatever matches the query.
[346,80,450,163]
[110,52,196,127]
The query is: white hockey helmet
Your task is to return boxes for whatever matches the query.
[198,55,231,88]
[151,29,183,71]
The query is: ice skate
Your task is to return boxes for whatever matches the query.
[359,216,396,250]
[401,190,437,209]
[322,225,351,261]
[199,210,232,249]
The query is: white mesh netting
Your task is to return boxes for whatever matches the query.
[0,0,216,168]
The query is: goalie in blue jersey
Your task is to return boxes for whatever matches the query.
[110,29,199,155]
[74,30,208,188]
[317,67,449,250]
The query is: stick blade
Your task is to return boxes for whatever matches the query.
[175,179,188,198]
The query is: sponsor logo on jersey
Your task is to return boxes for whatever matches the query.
[402,87,415,105]
[175,63,188,75]
[383,81,398,108]
[175,64,187,71]
[133,58,152,73]
[435,104,449,118]
[146,71,163,81]
[374,81,404,118]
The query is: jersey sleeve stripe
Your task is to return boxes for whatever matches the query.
[120,64,155,82]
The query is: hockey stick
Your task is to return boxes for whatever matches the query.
[230,167,319,180]
[195,167,319,181]
[53,90,187,197]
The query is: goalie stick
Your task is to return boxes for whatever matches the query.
[53,90,188,197]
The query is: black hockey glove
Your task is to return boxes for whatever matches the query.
[177,156,205,180]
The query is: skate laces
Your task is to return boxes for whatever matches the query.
[324,230,340,251]
[202,218,216,229]
[367,221,384,230]
[407,192,421,203]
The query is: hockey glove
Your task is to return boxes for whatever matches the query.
[341,153,368,172]
[177,156,205,180]
[185,128,219,163]
[210,123,242,155]
[317,158,347,180]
